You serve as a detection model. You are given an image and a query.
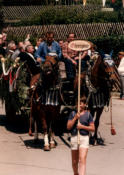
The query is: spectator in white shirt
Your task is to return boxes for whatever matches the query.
[118,52,124,100]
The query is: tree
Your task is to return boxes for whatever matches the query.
[110,0,123,10]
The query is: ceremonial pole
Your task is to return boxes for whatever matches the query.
[68,40,91,147]
[77,52,81,145]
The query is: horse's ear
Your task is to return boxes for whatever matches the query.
[110,50,113,58]
[99,50,105,59]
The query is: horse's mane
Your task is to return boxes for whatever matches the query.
[45,55,58,65]
[90,55,107,88]
[91,55,102,77]
[74,54,105,93]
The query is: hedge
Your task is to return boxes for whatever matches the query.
[89,35,124,56]
[11,6,124,27]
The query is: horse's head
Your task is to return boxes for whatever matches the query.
[90,52,121,92]
[103,54,121,92]
[42,54,59,88]
[43,54,58,76]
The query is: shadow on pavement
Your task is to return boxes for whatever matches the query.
[0,114,29,134]
[59,135,71,148]
[22,137,60,150]
[23,138,44,150]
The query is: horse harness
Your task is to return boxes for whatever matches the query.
[44,57,59,72]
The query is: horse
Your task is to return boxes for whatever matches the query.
[29,55,61,151]
[73,52,121,145]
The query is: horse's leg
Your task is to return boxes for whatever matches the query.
[34,120,38,141]
[93,107,104,143]
[29,117,33,136]
[41,110,50,151]
[29,108,34,136]
[89,108,96,145]
[44,133,50,150]
[29,92,35,136]
[49,123,56,149]
[49,106,60,149]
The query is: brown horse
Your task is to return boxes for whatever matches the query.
[29,55,61,151]
[74,53,121,145]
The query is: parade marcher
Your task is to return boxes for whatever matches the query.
[58,40,64,49]
[11,42,24,60]
[62,32,77,80]
[117,52,124,100]
[67,96,95,175]
[62,33,90,90]
[6,40,17,59]
[35,31,62,63]
[19,44,41,87]
[62,32,90,82]
[35,37,43,51]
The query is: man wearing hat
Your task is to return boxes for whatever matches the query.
[118,52,124,100]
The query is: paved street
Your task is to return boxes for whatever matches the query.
[0,96,124,175]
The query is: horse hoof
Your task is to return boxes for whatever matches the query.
[44,145,50,151]
[94,140,98,146]
[50,143,56,149]
[97,138,104,145]
[89,136,95,145]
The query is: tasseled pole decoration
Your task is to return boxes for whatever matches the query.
[110,96,116,135]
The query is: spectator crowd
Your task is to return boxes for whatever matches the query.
[0,30,123,99]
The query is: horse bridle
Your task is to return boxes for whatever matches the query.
[44,59,58,71]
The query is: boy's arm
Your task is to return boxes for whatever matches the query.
[67,113,80,130]
[77,122,95,132]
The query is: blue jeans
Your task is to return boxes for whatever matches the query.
[64,58,88,80]
[64,59,76,79]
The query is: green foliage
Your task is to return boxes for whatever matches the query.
[0,58,30,116]
[118,10,124,21]
[87,0,101,5]
[89,35,124,56]
[15,65,30,116]
[12,7,124,27]
[6,32,36,46]
[110,0,123,10]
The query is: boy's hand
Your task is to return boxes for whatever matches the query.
[75,112,80,120]
[77,122,84,130]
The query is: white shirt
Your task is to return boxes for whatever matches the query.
[118,57,124,76]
